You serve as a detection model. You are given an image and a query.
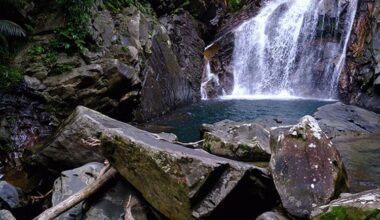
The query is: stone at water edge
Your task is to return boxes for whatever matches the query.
[201,120,271,161]
[313,102,380,138]
[311,188,380,219]
[270,116,348,218]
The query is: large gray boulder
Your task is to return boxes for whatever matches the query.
[36,106,278,220]
[314,102,380,138]
[201,120,271,161]
[314,103,380,192]
[311,188,380,219]
[52,162,152,220]
[270,116,348,218]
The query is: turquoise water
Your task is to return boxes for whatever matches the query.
[145,99,334,142]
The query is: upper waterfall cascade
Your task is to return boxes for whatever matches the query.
[228,0,358,99]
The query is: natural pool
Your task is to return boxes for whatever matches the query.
[145,98,333,142]
[144,98,380,193]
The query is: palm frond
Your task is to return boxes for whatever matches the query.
[0,20,26,37]
[0,34,9,52]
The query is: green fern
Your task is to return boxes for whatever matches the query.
[0,20,26,37]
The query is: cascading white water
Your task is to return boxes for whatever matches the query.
[231,0,358,99]
[201,59,220,100]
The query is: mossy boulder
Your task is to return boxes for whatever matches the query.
[201,120,271,161]
[270,116,348,218]
[312,188,380,220]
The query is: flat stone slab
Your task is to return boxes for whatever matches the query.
[313,102,380,138]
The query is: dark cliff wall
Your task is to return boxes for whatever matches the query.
[340,0,380,112]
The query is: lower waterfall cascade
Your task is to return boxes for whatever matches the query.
[203,0,359,100]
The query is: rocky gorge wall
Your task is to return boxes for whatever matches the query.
[13,1,204,122]
[340,0,380,112]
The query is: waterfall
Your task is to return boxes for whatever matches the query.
[201,59,220,100]
[231,0,358,99]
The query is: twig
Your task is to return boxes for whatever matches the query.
[31,190,53,204]
[151,133,204,148]
[174,140,204,148]
[124,195,135,220]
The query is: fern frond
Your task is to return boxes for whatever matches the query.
[0,20,26,37]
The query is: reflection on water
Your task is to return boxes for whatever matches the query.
[145,99,333,142]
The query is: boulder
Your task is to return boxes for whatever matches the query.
[0,181,21,209]
[270,116,348,218]
[311,188,380,219]
[313,103,380,193]
[333,135,380,193]
[313,102,380,138]
[201,120,271,161]
[52,162,103,219]
[0,210,16,220]
[37,106,278,220]
[256,210,289,220]
[52,162,152,220]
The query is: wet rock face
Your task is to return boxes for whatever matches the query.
[0,85,55,166]
[270,116,348,218]
[201,120,271,161]
[37,106,278,220]
[311,188,380,219]
[160,11,205,102]
[207,33,235,96]
[52,162,152,220]
[340,0,380,112]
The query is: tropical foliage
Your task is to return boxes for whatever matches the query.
[0,19,26,54]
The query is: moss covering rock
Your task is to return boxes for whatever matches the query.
[312,188,380,220]
[201,120,271,161]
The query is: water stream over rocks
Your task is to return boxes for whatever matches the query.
[232,0,358,99]
[202,0,359,99]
